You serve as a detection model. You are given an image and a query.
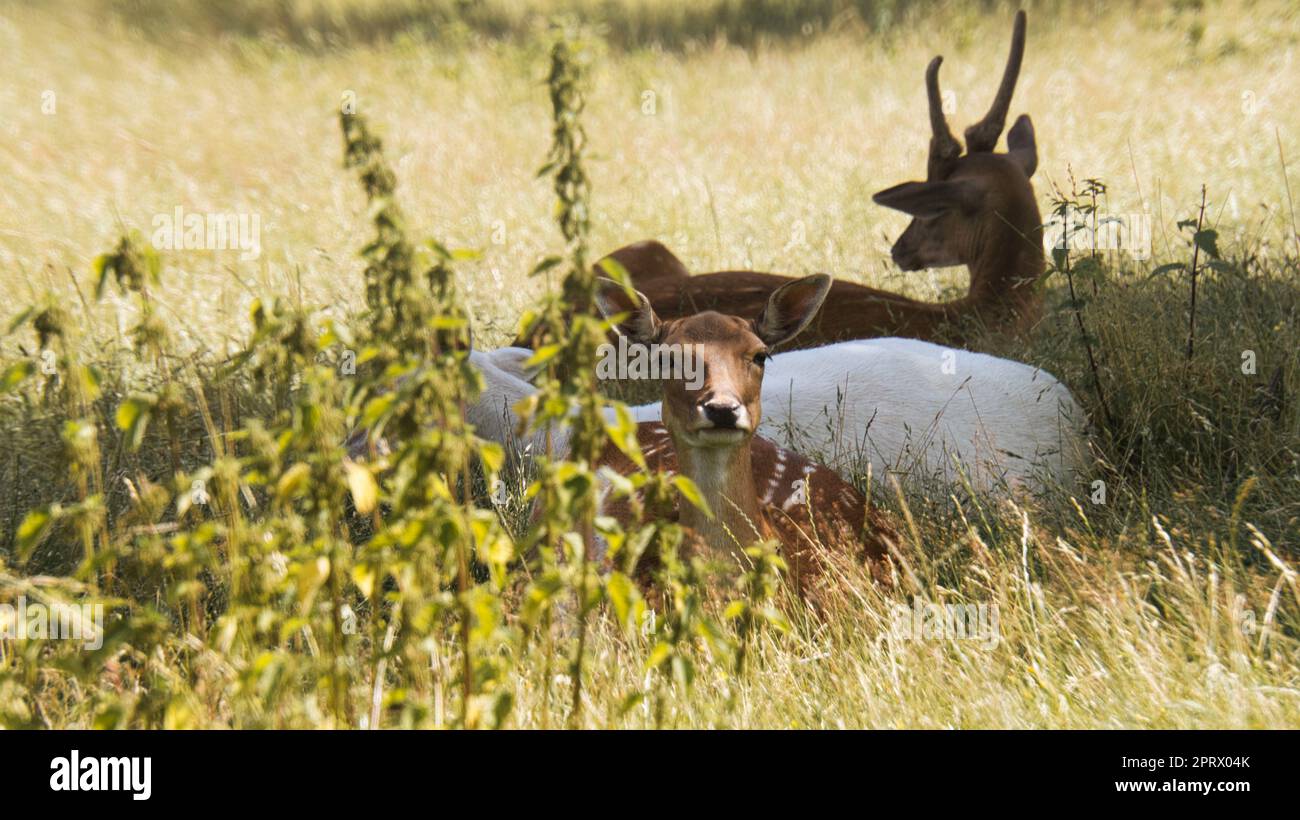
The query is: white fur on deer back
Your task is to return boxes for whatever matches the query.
[753,338,1087,493]
[464,349,561,461]
[464,348,657,464]
[470,340,1087,495]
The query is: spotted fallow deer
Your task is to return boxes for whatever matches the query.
[592,274,900,596]
[591,10,1042,351]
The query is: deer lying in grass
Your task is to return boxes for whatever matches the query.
[347,325,903,598]
[584,11,1042,350]
[591,274,899,595]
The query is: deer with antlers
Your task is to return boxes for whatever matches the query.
[583,11,1041,350]
[591,274,900,597]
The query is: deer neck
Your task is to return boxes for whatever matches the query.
[672,434,768,557]
[961,213,1044,322]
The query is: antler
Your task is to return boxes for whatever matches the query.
[963,10,1027,154]
[925,56,962,180]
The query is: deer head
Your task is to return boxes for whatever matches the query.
[595,274,832,547]
[873,10,1041,296]
[595,274,831,446]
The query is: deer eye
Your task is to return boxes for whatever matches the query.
[752,351,770,367]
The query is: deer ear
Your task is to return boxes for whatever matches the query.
[872,179,982,218]
[594,277,660,344]
[1006,114,1037,177]
[754,274,832,348]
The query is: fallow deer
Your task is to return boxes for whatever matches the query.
[592,274,899,597]
[587,10,1043,350]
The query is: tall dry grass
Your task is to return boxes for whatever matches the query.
[0,0,1298,728]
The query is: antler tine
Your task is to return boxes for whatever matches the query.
[964,10,1027,153]
[925,56,962,180]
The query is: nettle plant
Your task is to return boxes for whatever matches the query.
[1046,176,1115,436]
[0,28,787,729]
[513,29,786,727]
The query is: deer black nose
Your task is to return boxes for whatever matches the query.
[702,399,741,429]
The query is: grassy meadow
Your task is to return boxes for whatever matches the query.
[1,0,1299,728]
